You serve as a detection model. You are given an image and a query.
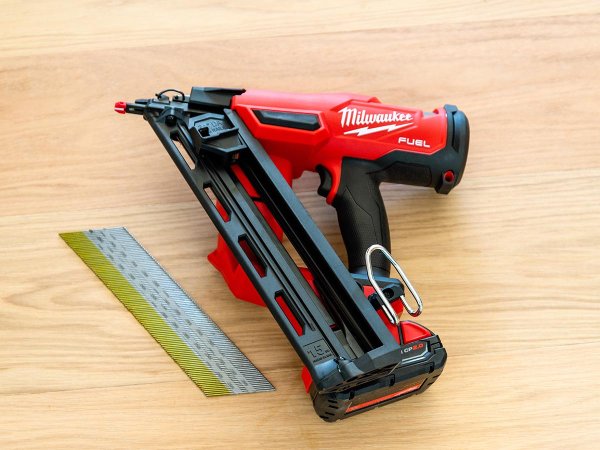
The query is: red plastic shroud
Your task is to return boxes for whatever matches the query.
[232,90,448,204]
[208,90,435,389]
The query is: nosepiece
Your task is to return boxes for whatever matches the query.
[114,101,127,114]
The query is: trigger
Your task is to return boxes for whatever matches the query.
[316,165,333,197]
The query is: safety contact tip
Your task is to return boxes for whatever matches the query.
[114,101,127,114]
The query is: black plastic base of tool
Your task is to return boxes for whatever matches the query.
[309,335,446,421]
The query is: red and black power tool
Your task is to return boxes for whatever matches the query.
[116,87,469,421]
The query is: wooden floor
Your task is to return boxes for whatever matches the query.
[1,1,599,448]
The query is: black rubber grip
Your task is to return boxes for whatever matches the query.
[326,105,469,278]
[332,160,391,277]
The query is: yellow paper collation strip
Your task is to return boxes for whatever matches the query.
[60,228,273,396]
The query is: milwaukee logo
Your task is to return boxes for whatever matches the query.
[339,107,413,136]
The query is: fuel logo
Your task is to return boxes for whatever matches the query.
[398,137,430,148]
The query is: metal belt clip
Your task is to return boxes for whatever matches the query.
[365,244,424,322]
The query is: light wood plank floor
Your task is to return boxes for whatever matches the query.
[1,1,598,448]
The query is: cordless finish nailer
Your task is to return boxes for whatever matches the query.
[116,86,469,421]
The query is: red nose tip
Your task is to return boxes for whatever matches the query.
[114,101,127,114]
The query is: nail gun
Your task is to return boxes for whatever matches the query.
[115,87,469,421]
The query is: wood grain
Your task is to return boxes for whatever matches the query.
[1,1,599,448]
[2,0,598,58]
